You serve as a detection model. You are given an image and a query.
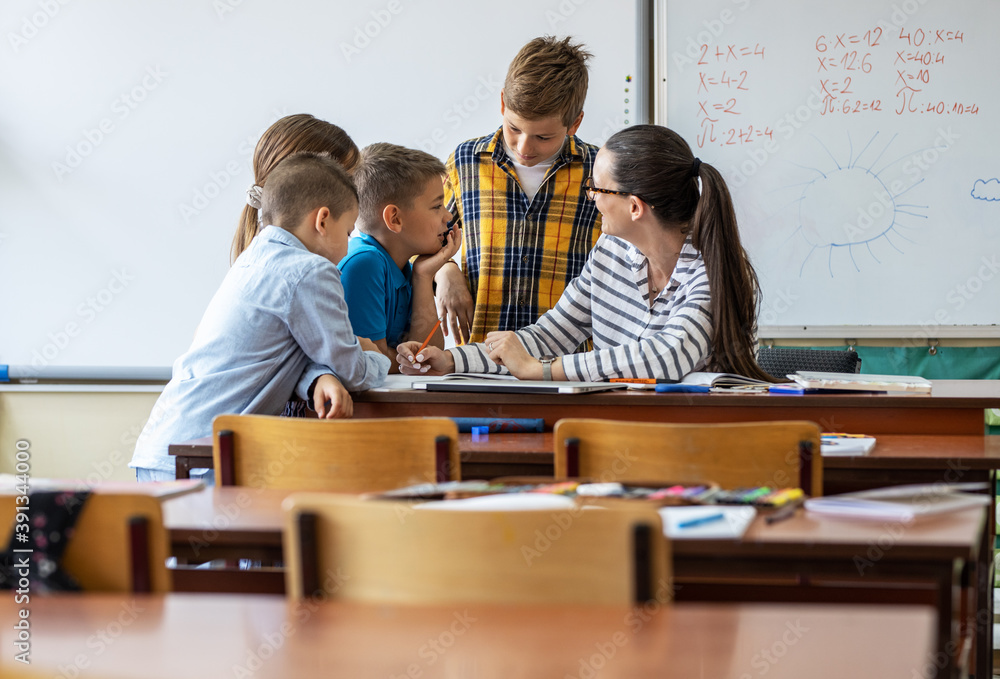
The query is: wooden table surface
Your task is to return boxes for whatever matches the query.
[352,379,1000,435]
[0,594,936,679]
[162,485,985,561]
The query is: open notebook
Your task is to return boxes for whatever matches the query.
[804,482,989,521]
[412,374,627,395]
[680,372,772,388]
[789,371,933,394]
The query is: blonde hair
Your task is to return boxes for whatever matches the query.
[353,143,446,234]
[261,152,358,231]
[504,36,592,127]
[231,114,359,262]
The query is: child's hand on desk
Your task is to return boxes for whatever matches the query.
[312,374,353,419]
[396,343,455,375]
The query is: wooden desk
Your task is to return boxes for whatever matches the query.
[166,431,999,678]
[0,593,936,679]
[353,379,1000,435]
[162,485,981,678]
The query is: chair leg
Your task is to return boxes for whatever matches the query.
[798,440,814,496]
[218,429,235,486]
[632,522,653,603]
[128,516,152,593]
[297,512,320,598]
[565,438,580,478]
[434,436,451,482]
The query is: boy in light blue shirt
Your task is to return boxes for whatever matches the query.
[131,152,390,481]
[339,143,460,371]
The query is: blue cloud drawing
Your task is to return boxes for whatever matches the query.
[971,178,1000,201]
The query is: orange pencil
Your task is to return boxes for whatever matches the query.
[414,318,442,357]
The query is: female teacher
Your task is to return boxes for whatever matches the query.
[397,124,772,383]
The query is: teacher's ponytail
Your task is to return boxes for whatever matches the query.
[689,161,772,381]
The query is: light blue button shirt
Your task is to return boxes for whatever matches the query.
[130,226,389,473]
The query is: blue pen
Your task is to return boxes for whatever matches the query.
[677,512,725,529]
[655,384,711,393]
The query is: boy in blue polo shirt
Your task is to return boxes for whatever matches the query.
[339,143,461,371]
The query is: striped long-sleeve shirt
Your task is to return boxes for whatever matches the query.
[450,234,713,381]
[444,128,602,344]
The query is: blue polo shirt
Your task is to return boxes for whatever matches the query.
[339,233,412,347]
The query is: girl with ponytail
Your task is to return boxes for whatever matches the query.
[398,124,771,383]
[231,114,359,263]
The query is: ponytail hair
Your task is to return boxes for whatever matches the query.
[604,125,772,381]
[231,114,360,263]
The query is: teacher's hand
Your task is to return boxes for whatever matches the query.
[484,331,542,380]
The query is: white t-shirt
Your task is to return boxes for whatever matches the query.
[504,140,563,199]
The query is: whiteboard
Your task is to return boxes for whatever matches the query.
[1,0,645,372]
[661,0,1000,338]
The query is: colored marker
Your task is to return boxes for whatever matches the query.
[677,513,725,529]
[740,487,772,503]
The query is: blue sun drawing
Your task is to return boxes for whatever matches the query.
[783,133,929,277]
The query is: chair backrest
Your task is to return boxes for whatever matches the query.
[0,492,170,593]
[283,493,670,606]
[553,419,823,496]
[212,415,461,491]
[758,347,862,380]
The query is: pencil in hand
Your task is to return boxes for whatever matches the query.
[414,318,443,358]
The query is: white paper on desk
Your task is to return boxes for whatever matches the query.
[659,505,756,539]
[820,437,877,456]
[416,494,578,511]
[372,373,520,391]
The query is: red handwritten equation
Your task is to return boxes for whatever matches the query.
[814,25,976,117]
[692,24,979,149]
[695,42,773,149]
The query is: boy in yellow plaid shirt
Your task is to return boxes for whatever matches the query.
[434,36,602,344]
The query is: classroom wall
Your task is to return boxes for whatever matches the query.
[0,390,159,480]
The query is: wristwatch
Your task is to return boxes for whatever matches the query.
[538,356,558,381]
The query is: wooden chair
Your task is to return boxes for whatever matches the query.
[553,419,823,496]
[283,493,670,606]
[0,492,170,593]
[212,415,461,492]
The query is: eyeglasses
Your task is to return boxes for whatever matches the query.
[583,177,650,205]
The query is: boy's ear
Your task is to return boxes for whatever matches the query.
[500,89,506,116]
[314,206,333,235]
[567,110,584,137]
[382,204,403,234]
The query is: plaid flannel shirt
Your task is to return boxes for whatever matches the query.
[444,128,602,343]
